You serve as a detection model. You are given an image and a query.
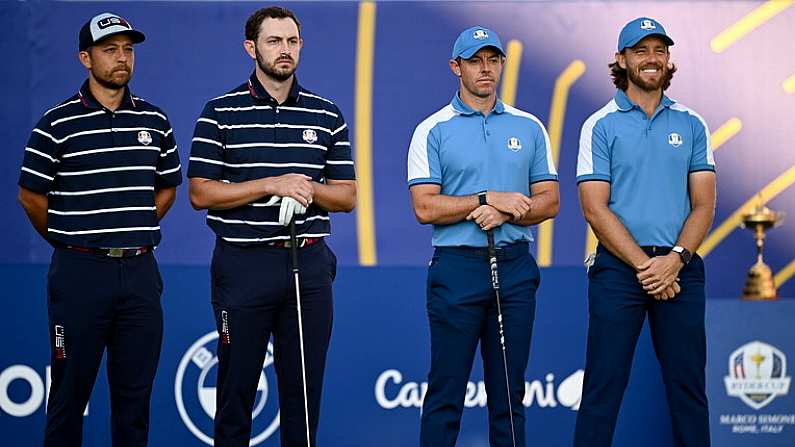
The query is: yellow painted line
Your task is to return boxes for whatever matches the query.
[500,40,523,106]
[699,164,795,257]
[585,225,599,259]
[784,74,795,93]
[355,1,377,266]
[710,0,793,53]
[711,117,742,152]
[537,60,586,266]
[774,258,795,287]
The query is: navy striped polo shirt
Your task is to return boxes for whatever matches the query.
[18,81,183,248]
[187,73,356,244]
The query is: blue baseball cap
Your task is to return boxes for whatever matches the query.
[451,26,505,59]
[617,17,674,52]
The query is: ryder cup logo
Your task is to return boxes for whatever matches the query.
[302,129,318,144]
[724,341,791,410]
[473,29,488,40]
[137,130,152,146]
[668,132,683,148]
[175,331,280,445]
[640,20,656,30]
[507,137,522,152]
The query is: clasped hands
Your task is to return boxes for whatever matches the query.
[636,253,684,300]
[466,191,531,231]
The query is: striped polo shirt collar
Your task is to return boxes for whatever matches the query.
[247,72,302,105]
[77,80,137,110]
[450,92,505,116]
[613,88,675,112]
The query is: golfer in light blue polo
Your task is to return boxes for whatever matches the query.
[408,26,559,446]
[573,17,715,447]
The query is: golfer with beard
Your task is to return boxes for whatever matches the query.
[573,17,715,446]
[17,12,182,446]
[188,6,356,447]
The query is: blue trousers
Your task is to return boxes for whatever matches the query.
[573,245,710,447]
[420,242,539,447]
[211,238,336,447]
[44,248,163,447]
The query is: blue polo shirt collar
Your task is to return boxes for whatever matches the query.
[450,92,505,116]
[78,80,137,110]
[614,89,676,112]
[248,72,302,105]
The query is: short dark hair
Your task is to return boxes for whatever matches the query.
[609,50,676,91]
[245,6,301,41]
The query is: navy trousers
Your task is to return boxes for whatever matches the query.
[420,242,539,447]
[573,245,710,447]
[44,248,163,447]
[211,238,336,447]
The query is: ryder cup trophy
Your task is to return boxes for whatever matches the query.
[740,202,784,300]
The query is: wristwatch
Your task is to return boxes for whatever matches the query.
[478,192,488,206]
[671,246,692,265]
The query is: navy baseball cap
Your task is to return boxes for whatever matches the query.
[617,17,674,52]
[451,26,505,59]
[79,12,145,51]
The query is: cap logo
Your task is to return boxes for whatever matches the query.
[473,29,488,40]
[97,16,131,30]
[668,132,683,148]
[640,20,656,30]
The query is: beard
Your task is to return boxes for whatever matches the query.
[255,47,297,82]
[626,62,667,92]
[93,66,131,90]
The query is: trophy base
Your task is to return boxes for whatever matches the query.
[742,261,778,300]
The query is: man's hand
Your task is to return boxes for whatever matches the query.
[466,205,510,231]
[278,197,307,226]
[653,280,681,301]
[269,174,314,207]
[485,191,532,221]
[637,253,684,296]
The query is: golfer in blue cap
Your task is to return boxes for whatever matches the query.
[573,17,715,447]
[408,25,559,447]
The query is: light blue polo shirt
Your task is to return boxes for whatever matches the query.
[407,93,558,247]
[576,89,716,246]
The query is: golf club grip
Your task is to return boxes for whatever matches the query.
[486,230,496,259]
[288,218,299,271]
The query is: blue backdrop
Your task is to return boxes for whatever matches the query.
[2,1,794,446]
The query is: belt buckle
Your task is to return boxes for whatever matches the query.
[107,248,124,258]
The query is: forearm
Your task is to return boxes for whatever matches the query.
[313,181,356,212]
[18,189,48,239]
[586,206,648,269]
[189,177,271,210]
[675,204,715,252]
[154,187,177,220]
[512,190,558,226]
[414,193,479,225]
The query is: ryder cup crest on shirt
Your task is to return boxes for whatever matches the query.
[175,331,280,445]
[507,137,522,151]
[137,130,153,146]
[302,128,318,144]
[668,132,683,148]
[724,341,791,410]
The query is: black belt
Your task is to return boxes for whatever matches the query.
[640,245,673,256]
[266,237,323,249]
[435,241,529,260]
[63,245,152,258]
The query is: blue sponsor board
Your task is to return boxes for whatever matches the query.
[1,265,793,446]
